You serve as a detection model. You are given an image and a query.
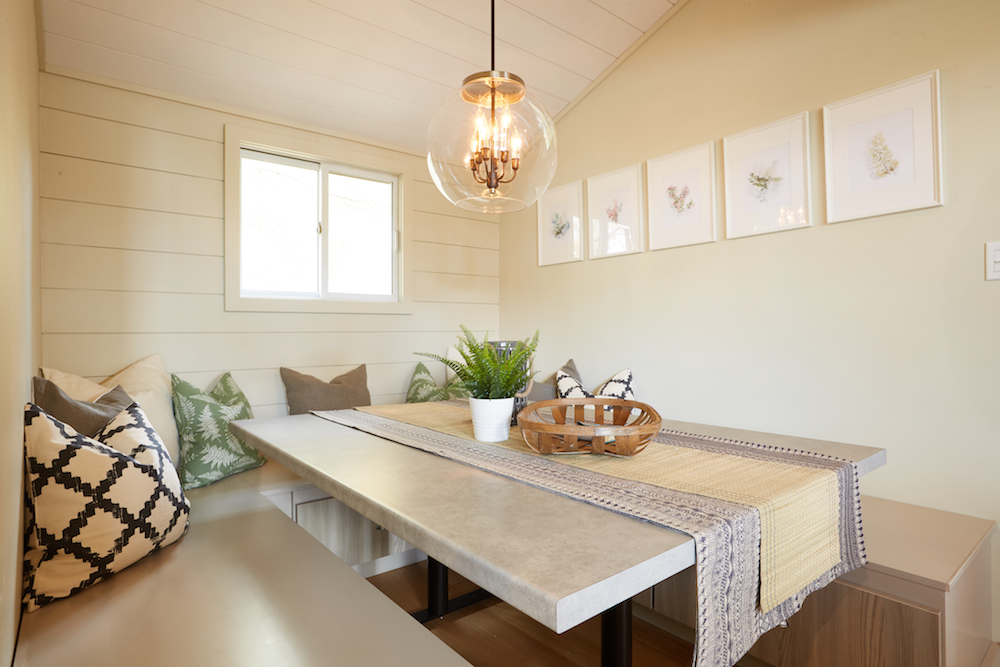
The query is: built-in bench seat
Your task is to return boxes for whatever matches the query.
[13,471,471,667]
[238,460,426,577]
[638,496,998,667]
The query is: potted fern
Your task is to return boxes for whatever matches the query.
[418,326,539,442]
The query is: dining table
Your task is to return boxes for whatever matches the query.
[230,407,885,667]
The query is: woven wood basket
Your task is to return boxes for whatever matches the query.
[516,398,661,457]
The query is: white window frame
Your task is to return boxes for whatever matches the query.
[224,124,413,314]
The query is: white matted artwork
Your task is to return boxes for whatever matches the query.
[723,112,811,239]
[587,164,643,259]
[537,180,584,266]
[824,70,942,223]
[647,142,716,250]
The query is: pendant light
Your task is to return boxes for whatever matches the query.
[425,0,557,214]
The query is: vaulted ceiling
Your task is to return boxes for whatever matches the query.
[39,0,679,154]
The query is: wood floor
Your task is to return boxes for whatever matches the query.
[368,561,694,667]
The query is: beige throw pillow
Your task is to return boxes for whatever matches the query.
[41,354,180,464]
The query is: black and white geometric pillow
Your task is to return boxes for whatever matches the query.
[594,369,635,402]
[556,368,635,402]
[22,403,190,612]
[556,370,592,400]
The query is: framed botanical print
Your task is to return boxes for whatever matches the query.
[647,142,716,250]
[537,180,584,266]
[723,112,811,239]
[824,70,942,223]
[587,164,643,259]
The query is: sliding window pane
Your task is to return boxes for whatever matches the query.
[327,173,394,297]
[240,153,320,297]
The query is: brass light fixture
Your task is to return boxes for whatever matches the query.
[425,0,557,214]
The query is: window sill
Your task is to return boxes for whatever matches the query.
[225,294,414,315]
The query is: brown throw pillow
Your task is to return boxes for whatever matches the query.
[31,377,133,438]
[280,365,372,415]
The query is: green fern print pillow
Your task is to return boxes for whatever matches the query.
[406,362,470,403]
[171,373,266,489]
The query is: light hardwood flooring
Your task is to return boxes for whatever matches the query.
[369,561,694,667]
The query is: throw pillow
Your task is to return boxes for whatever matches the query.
[280,365,371,415]
[32,377,133,438]
[22,403,190,612]
[526,359,582,402]
[556,368,635,403]
[406,362,470,403]
[41,354,181,465]
[171,373,265,490]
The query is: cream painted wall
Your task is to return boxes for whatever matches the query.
[38,73,499,416]
[500,0,1000,637]
[0,0,40,661]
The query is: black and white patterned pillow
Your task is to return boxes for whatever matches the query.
[556,368,635,403]
[23,402,190,612]
[594,369,635,401]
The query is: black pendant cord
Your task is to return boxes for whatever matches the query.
[490,0,495,71]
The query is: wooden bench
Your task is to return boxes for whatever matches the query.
[13,471,471,667]
[636,495,997,667]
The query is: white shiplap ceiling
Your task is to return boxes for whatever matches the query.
[39,0,678,155]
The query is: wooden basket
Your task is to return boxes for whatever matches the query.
[516,398,661,457]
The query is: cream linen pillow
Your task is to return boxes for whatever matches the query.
[23,402,190,611]
[41,354,180,464]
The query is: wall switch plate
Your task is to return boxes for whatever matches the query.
[987,242,1000,281]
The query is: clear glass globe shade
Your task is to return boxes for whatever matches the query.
[426,73,557,214]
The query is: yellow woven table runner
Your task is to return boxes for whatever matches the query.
[357,401,840,612]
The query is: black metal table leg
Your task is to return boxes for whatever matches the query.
[601,599,633,667]
[427,556,449,618]
[411,557,494,624]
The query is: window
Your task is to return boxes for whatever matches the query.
[224,125,412,314]
[240,149,398,301]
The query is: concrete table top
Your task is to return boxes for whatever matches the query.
[230,413,885,634]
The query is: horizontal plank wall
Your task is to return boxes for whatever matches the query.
[499,0,1000,640]
[39,72,499,418]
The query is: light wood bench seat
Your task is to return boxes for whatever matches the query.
[13,472,471,667]
[639,495,997,667]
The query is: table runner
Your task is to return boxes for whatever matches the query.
[356,402,844,612]
[315,403,866,667]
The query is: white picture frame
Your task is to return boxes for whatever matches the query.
[647,142,716,250]
[587,164,644,259]
[723,112,811,239]
[823,70,942,224]
[537,180,584,266]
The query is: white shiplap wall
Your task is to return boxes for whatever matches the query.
[39,72,499,418]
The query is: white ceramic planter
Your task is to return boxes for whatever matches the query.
[468,396,515,442]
